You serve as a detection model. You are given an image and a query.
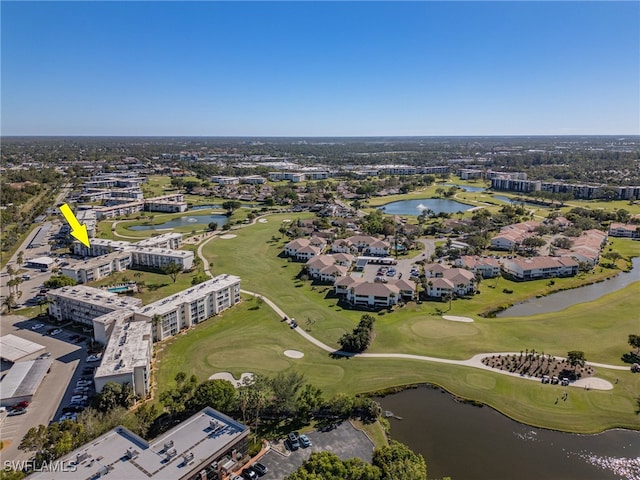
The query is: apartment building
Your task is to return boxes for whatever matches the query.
[135,232,183,250]
[47,286,142,326]
[94,317,152,398]
[502,256,579,280]
[61,251,132,284]
[135,275,241,341]
[129,247,194,270]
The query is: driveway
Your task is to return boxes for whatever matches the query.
[258,421,374,479]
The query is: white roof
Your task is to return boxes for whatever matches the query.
[26,408,248,480]
[1,359,52,400]
[27,256,55,266]
[0,335,45,362]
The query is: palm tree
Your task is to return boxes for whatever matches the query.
[151,314,162,341]
[2,294,16,313]
[37,296,50,315]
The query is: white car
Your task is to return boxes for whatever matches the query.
[50,329,63,336]
[76,380,92,387]
[86,355,101,362]
[70,395,87,402]
[59,413,77,422]
[31,323,45,330]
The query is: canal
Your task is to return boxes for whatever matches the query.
[497,257,640,317]
[378,386,640,480]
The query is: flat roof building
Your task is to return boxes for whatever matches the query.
[134,232,183,250]
[47,285,143,326]
[26,256,55,270]
[136,274,241,341]
[0,335,46,362]
[1,359,52,407]
[129,247,194,271]
[94,318,152,398]
[61,251,131,284]
[26,407,249,480]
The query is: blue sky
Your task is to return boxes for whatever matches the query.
[2,1,638,136]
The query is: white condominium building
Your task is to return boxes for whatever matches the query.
[129,247,194,270]
[94,317,152,398]
[47,286,142,326]
[134,232,183,250]
[135,275,241,341]
[61,251,131,284]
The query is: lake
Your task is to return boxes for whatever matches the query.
[378,386,640,480]
[497,257,640,317]
[378,198,472,216]
[128,214,229,231]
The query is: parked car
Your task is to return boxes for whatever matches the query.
[8,408,27,416]
[241,469,257,480]
[71,395,88,402]
[250,463,268,476]
[299,434,312,448]
[287,432,300,451]
[38,352,52,359]
[12,401,30,409]
[31,323,45,330]
[50,329,63,336]
[62,406,85,413]
[58,413,77,422]
[86,354,101,362]
[77,380,93,387]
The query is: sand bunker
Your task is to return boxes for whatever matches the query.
[284,350,304,359]
[258,218,268,223]
[219,234,237,239]
[209,372,254,387]
[442,315,474,323]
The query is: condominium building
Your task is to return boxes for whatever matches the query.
[134,232,183,250]
[73,238,132,257]
[135,275,241,341]
[93,317,152,398]
[47,286,142,326]
[61,251,132,284]
[26,407,249,480]
[129,247,194,270]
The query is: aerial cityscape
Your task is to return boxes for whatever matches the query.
[1,2,639,480]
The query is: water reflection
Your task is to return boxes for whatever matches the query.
[497,257,640,317]
[377,386,640,480]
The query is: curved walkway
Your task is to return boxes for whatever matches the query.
[194,216,627,391]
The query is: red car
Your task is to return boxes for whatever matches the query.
[13,401,30,410]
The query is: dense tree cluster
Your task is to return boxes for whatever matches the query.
[285,441,427,480]
[43,275,77,289]
[339,314,376,353]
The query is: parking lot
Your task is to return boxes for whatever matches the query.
[0,314,94,463]
[360,256,420,283]
[257,422,374,479]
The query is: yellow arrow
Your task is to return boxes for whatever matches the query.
[59,204,91,248]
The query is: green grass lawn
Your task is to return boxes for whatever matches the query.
[154,295,640,434]
[201,212,640,364]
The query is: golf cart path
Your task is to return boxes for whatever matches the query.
[193,223,627,391]
[239,290,624,390]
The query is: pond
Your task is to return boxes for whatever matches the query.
[378,198,472,216]
[497,257,640,317]
[128,214,229,231]
[444,184,487,193]
[377,386,640,480]
[189,204,222,210]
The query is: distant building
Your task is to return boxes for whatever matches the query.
[501,256,579,280]
[608,223,640,238]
